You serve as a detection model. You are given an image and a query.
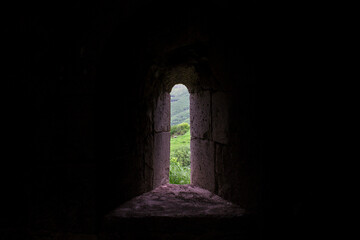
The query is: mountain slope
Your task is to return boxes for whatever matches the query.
[170,84,190,126]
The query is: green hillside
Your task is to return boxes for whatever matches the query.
[170,84,190,126]
[170,125,190,184]
[169,84,191,184]
[171,125,190,151]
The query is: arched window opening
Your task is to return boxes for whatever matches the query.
[169,84,191,184]
[151,65,217,192]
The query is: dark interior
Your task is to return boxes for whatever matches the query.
[3,0,321,239]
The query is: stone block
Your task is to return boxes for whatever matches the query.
[153,132,170,188]
[154,92,170,132]
[191,138,215,192]
[212,92,229,144]
[190,91,211,139]
[215,143,231,198]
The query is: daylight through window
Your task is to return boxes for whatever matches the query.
[169,84,191,184]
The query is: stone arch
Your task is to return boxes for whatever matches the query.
[151,65,199,188]
[147,45,230,193]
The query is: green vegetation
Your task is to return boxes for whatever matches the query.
[169,157,190,185]
[169,84,191,184]
[169,127,190,184]
[170,122,190,136]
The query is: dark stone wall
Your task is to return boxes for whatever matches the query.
[143,27,260,211]
[3,0,320,239]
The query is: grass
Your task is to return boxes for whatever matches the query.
[169,127,191,184]
[169,158,190,185]
[169,84,191,184]
[170,128,190,149]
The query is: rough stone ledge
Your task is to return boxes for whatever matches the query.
[107,184,245,219]
[154,130,170,133]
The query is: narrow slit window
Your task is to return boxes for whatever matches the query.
[169,84,191,184]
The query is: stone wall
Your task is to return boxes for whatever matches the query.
[153,93,171,187]
[190,90,230,193]
[3,0,319,239]
[142,37,261,211]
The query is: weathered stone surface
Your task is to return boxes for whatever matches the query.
[212,91,229,144]
[108,184,244,218]
[154,92,170,132]
[103,185,252,240]
[190,91,211,139]
[191,138,215,192]
[153,132,170,188]
[215,143,231,198]
[163,65,198,93]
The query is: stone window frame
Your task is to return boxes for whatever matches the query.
[151,65,229,194]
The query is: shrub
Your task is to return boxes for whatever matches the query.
[170,147,190,167]
[169,157,190,184]
[170,122,190,137]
